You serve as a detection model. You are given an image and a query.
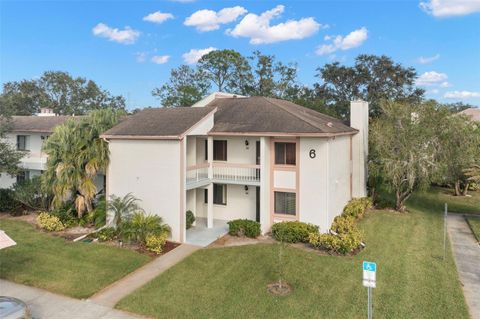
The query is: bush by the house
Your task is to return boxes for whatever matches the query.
[186,210,195,229]
[12,176,49,211]
[121,211,171,246]
[342,197,373,219]
[37,212,65,232]
[227,219,261,238]
[271,221,319,243]
[145,233,168,254]
[308,215,363,254]
[87,195,107,229]
[0,189,20,213]
[50,205,79,228]
[96,227,118,241]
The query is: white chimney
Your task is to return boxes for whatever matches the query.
[350,100,369,198]
[37,108,56,117]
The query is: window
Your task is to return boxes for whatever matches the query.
[16,170,30,184]
[204,184,227,205]
[17,135,27,151]
[274,191,296,215]
[213,140,227,161]
[274,142,296,165]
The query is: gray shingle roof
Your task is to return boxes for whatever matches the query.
[7,116,79,133]
[460,108,480,122]
[208,97,356,135]
[101,107,215,139]
[101,96,357,139]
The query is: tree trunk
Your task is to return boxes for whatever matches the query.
[395,190,412,212]
[454,180,462,196]
[461,182,469,196]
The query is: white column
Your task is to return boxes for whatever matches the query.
[207,136,213,179]
[350,100,369,198]
[207,183,213,228]
[260,137,270,234]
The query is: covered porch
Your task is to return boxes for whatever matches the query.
[185,218,228,247]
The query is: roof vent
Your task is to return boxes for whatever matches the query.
[326,122,333,127]
[37,108,57,117]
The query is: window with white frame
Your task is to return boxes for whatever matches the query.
[274,191,296,215]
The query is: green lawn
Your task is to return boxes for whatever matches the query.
[117,188,477,319]
[408,186,480,215]
[0,219,151,298]
[466,216,480,242]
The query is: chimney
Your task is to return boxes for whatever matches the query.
[37,108,56,117]
[350,100,369,198]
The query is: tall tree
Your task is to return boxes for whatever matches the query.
[315,54,425,119]
[42,108,123,217]
[197,49,252,94]
[438,113,480,196]
[369,100,447,212]
[0,98,24,176]
[1,71,126,115]
[152,65,210,107]
[247,51,298,99]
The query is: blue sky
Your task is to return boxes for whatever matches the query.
[1,0,479,109]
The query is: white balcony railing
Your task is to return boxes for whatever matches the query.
[186,162,260,187]
[212,162,260,183]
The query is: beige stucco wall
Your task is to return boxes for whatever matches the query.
[195,136,259,165]
[107,139,182,241]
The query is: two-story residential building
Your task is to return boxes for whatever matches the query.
[0,113,73,188]
[101,94,368,244]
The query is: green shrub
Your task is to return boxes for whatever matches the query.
[12,176,49,211]
[50,206,78,228]
[308,230,363,255]
[145,233,168,254]
[0,189,20,213]
[342,197,373,219]
[37,212,65,232]
[121,211,171,245]
[186,210,195,229]
[271,221,319,243]
[227,219,261,238]
[96,227,117,241]
[87,196,106,228]
[331,215,356,234]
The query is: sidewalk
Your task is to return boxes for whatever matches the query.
[447,214,480,319]
[0,279,146,319]
[90,243,199,307]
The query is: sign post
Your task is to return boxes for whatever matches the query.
[363,261,376,319]
[443,203,448,261]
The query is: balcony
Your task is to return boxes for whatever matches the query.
[186,162,260,189]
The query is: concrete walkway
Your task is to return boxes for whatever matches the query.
[90,243,199,307]
[447,214,480,319]
[186,218,228,247]
[0,279,146,319]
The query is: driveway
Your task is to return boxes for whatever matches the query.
[447,214,480,319]
[0,279,147,319]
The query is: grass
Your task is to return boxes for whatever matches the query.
[117,188,478,319]
[408,186,480,215]
[466,216,480,242]
[0,219,151,298]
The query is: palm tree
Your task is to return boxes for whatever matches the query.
[108,193,141,227]
[42,108,123,217]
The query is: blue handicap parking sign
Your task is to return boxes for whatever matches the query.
[363,261,376,272]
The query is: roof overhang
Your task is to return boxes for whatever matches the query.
[207,130,358,137]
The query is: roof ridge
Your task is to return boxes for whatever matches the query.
[263,97,330,132]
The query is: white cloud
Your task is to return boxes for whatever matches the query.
[151,55,170,64]
[444,90,480,99]
[184,6,247,32]
[143,11,174,24]
[417,54,440,64]
[92,23,140,44]
[416,71,448,86]
[227,5,321,44]
[182,47,217,64]
[136,52,147,63]
[420,0,480,17]
[429,89,440,94]
[316,27,368,55]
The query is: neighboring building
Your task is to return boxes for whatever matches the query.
[460,108,480,122]
[0,113,71,188]
[0,110,104,192]
[101,94,369,243]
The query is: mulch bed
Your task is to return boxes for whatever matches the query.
[267,281,293,296]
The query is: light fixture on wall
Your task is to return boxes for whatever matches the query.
[245,140,249,149]
[244,185,249,194]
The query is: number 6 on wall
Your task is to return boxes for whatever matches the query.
[309,149,316,159]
